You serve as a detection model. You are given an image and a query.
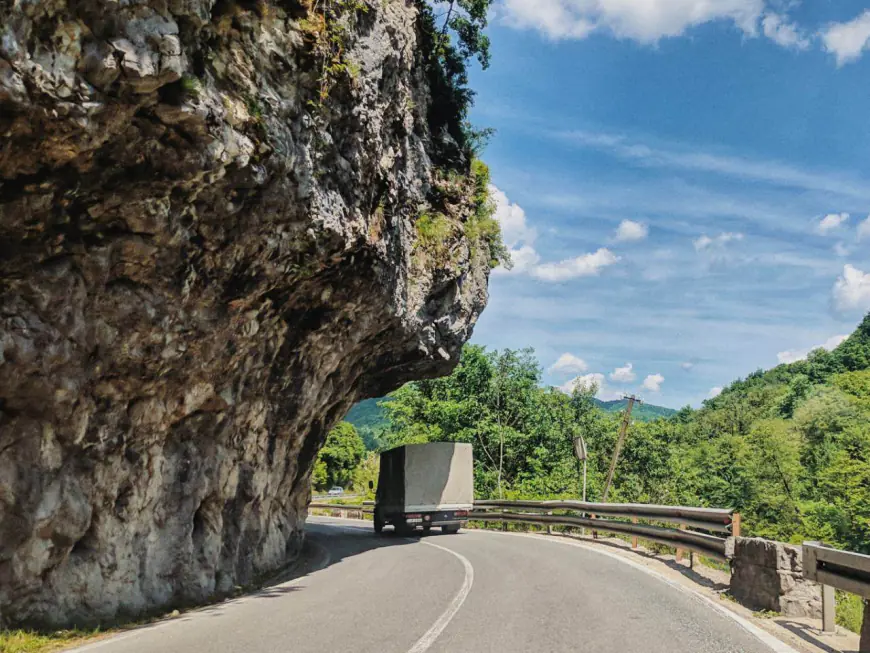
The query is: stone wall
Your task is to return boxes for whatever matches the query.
[730,538,821,618]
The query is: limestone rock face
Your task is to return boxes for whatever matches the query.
[0,0,489,627]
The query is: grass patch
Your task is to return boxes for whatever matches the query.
[0,628,102,653]
[836,591,865,634]
[698,555,731,572]
[414,211,455,264]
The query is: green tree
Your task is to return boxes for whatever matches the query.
[433,0,493,69]
[316,422,366,489]
[312,459,328,490]
[353,452,381,500]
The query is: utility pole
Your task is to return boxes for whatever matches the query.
[601,395,642,502]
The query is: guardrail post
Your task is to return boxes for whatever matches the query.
[546,511,552,535]
[631,517,638,550]
[676,523,686,563]
[822,584,836,633]
[861,599,869,652]
[732,513,741,538]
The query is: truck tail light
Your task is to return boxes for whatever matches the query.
[455,510,468,517]
[405,514,422,519]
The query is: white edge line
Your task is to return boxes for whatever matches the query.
[476,529,801,653]
[406,540,474,653]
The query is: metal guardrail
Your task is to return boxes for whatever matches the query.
[309,503,373,514]
[474,499,735,533]
[312,493,361,501]
[802,541,870,634]
[308,503,374,514]
[471,500,737,561]
[308,499,735,560]
[803,541,870,598]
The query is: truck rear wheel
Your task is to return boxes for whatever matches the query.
[442,524,460,534]
[374,509,384,534]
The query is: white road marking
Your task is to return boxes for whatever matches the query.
[472,529,801,653]
[310,517,476,652]
[406,540,475,653]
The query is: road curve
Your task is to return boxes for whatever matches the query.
[73,518,786,653]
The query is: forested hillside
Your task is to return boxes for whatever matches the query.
[379,316,870,556]
[597,399,676,421]
[344,398,392,450]
[344,391,675,448]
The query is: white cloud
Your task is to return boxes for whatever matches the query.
[777,334,849,365]
[762,13,810,50]
[501,0,764,44]
[693,235,713,250]
[559,372,622,401]
[818,212,849,234]
[494,244,541,276]
[708,387,723,399]
[834,242,850,258]
[610,362,636,383]
[490,185,537,249]
[821,11,870,66]
[490,186,543,277]
[615,219,649,242]
[489,187,619,283]
[559,372,604,395]
[680,362,695,371]
[549,353,589,375]
[694,232,744,251]
[642,373,665,393]
[833,264,870,314]
[858,215,870,242]
[532,248,620,282]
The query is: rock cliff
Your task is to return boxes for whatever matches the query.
[0,0,491,626]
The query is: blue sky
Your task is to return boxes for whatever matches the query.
[466,0,870,408]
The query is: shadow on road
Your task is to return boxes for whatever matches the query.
[777,620,859,653]
[300,517,460,579]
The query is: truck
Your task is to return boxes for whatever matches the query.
[372,442,473,535]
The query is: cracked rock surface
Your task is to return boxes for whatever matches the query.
[0,0,489,627]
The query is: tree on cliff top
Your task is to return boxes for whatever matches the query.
[432,0,493,69]
[418,0,494,160]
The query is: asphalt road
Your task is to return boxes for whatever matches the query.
[75,518,788,653]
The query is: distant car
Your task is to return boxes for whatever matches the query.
[328,486,344,496]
